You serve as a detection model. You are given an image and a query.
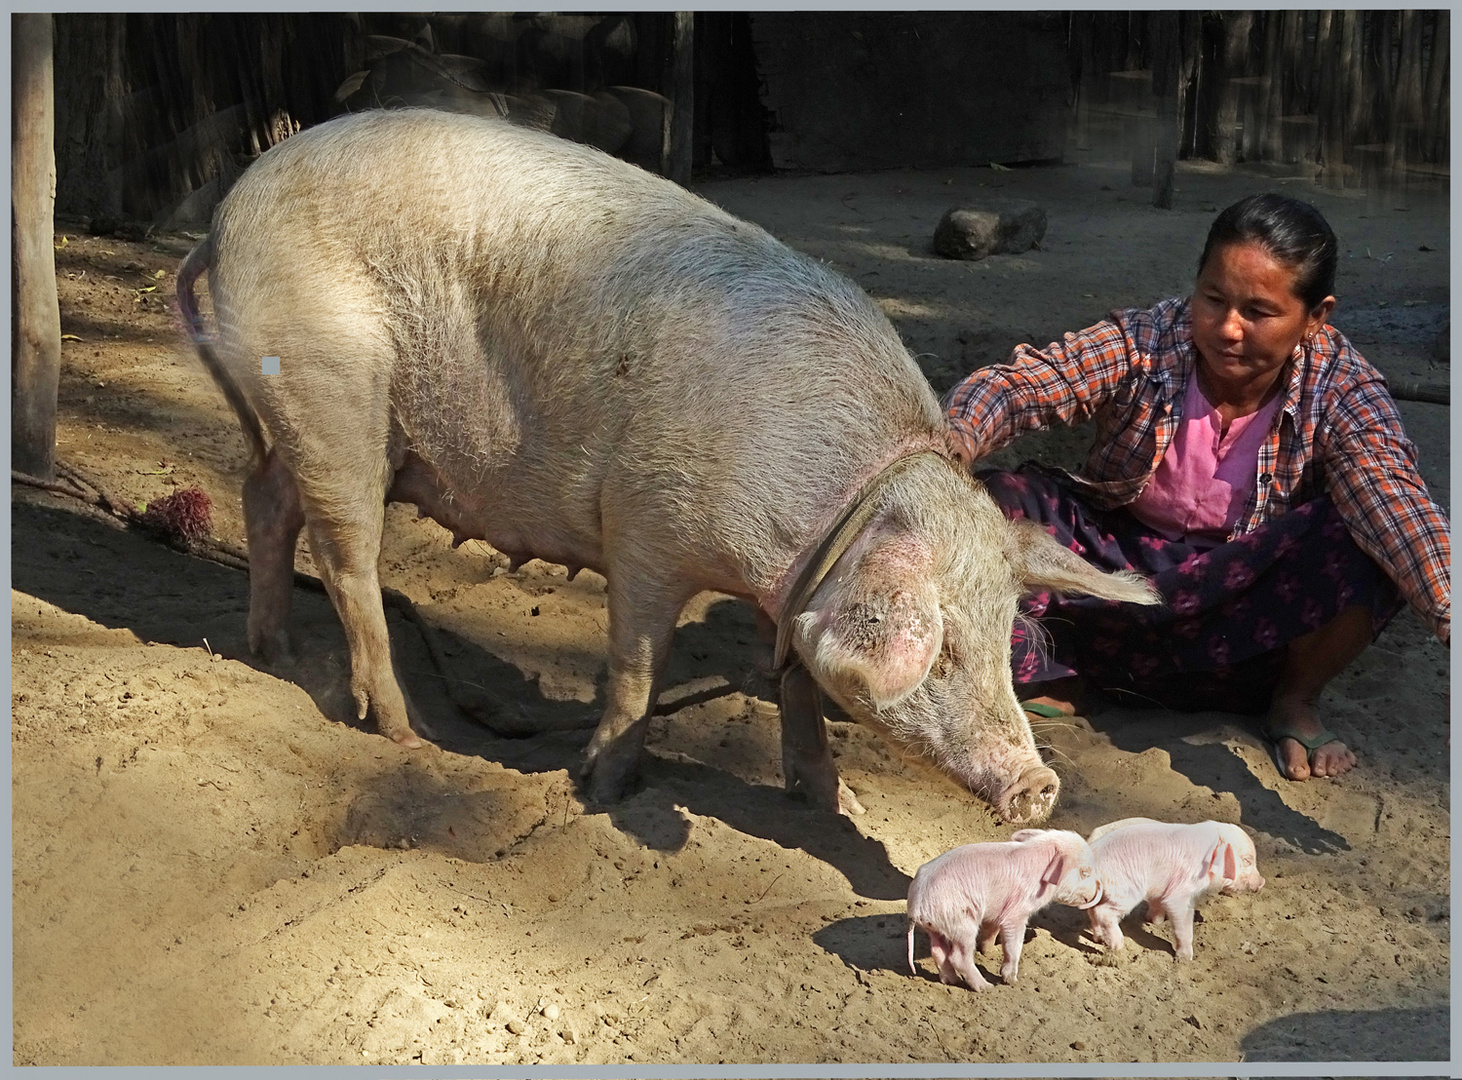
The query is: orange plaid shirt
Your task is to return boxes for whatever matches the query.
[944,297,1451,642]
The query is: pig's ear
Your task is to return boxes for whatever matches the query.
[1207,841,1237,884]
[795,582,943,711]
[1004,518,1162,605]
[1009,829,1046,844]
[1039,849,1066,889]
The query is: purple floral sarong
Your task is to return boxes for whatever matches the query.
[981,462,1404,715]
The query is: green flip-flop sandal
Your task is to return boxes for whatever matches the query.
[1021,701,1071,719]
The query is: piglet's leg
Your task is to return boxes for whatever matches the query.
[927,931,958,985]
[948,939,991,992]
[1162,899,1198,961]
[1088,906,1126,951]
[997,921,1028,984]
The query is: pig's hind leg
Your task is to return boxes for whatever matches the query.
[280,382,428,747]
[243,449,305,662]
[300,499,429,748]
[779,663,866,816]
[928,930,989,990]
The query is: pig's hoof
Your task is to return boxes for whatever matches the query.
[837,780,867,817]
[381,712,434,750]
[248,627,294,665]
[997,765,1060,824]
[580,752,640,803]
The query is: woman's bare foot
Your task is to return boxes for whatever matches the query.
[1265,606,1371,781]
[1266,694,1355,780]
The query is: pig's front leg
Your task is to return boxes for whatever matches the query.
[581,574,688,802]
[779,663,866,816]
[1158,898,1198,961]
[996,919,1029,984]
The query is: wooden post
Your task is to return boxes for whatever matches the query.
[1339,10,1363,184]
[1318,11,1346,188]
[1214,11,1252,165]
[1260,12,1285,162]
[1388,9,1425,170]
[1151,11,1180,208]
[12,13,61,481]
[661,11,694,185]
[1422,11,1449,162]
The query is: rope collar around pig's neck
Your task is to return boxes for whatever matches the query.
[772,450,946,673]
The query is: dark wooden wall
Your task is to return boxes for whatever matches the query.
[1072,11,1449,188]
[752,12,1072,172]
[46,12,1450,229]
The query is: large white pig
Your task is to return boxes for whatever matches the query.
[1083,817,1265,960]
[176,108,1158,824]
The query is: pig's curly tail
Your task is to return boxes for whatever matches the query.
[177,236,269,465]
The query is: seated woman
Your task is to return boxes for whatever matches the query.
[944,193,1450,782]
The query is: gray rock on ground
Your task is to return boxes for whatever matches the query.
[934,200,1047,261]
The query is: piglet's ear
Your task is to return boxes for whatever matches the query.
[1005,518,1162,605]
[1039,849,1066,889]
[1205,841,1237,884]
[1010,829,1046,844]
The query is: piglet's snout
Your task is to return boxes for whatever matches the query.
[1224,869,1264,895]
[1072,877,1103,909]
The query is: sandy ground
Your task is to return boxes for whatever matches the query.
[11,151,1450,1066]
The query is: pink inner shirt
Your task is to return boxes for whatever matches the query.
[1128,369,1282,544]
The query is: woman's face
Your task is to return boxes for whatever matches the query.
[1190,239,1334,394]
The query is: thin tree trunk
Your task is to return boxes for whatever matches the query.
[12,13,62,481]
[1318,10,1345,187]
[1177,11,1202,158]
[1214,11,1252,165]
[1071,12,1098,150]
[1368,12,1396,147]
[1280,10,1302,116]
[1422,11,1449,162]
[1260,11,1284,162]
[661,11,693,185]
[1151,11,1181,207]
[1340,9,1364,184]
[1388,8,1425,169]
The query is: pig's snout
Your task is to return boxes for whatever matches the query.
[1223,870,1264,896]
[995,765,1059,825]
[1070,876,1103,909]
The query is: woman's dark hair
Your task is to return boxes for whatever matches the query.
[1198,193,1338,310]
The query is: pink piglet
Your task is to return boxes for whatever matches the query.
[1083,817,1264,961]
[906,828,1101,990]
